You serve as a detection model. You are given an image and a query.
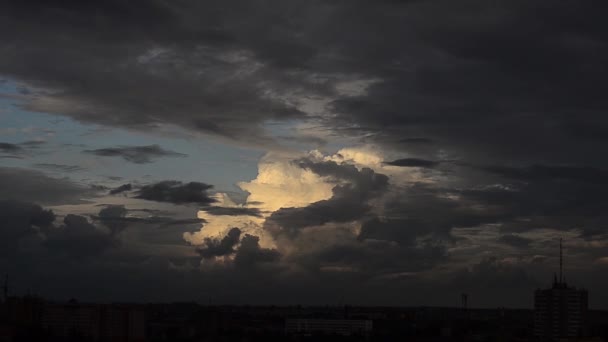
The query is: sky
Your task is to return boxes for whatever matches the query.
[1,0,608,308]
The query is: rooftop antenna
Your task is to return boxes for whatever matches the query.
[559,238,563,284]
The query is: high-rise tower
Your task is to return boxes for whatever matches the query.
[534,238,588,341]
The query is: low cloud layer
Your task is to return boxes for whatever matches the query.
[109,183,133,195]
[385,158,440,168]
[83,145,186,164]
[136,180,216,205]
[0,141,45,158]
[0,167,94,205]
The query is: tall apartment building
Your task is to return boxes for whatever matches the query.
[534,239,588,341]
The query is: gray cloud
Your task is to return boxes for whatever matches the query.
[0,200,54,254]
[234,234,281,268]
[136,180,216,205]
[385,158,440,168]
[19,140,46,148]
[32,163,86,173]
[157,218,206,227]
[2,0,608,306]
[399,138,434,144]
[45,214,118,258]
[0,1,310,147]
[480,164,608,185]
[91,206,206,228]
[0,141,46,158]
[83,145,186,164]
[97,205,129,235]
[195,229,281,268]
[458,168,608,236]
[449,256,542,308]
[0,142,22,154]
[498,234,532,248]
[196,227,242,259]
[0,0,606,161]
[109,183,132,195]
[355,184,510,247]
[268,160,389,234]
[202,206,262,217]
[0,167,94,205]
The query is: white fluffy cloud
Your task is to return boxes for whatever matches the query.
[186,151,335,249]
[186,146,441,255]
[187,148,386,247]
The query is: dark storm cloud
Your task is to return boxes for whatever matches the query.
[323,0,608,167]
[0,142,22,153]
[97,205,129,235]
[316,240,446,275]
[136,180,216,205]
[3,0,608,306]
[498,234,532,248]
[202,206,262,217]
[269,192,372,232]
[357,183,513,244]
[384,158,439,168]
[0,167,94,205]
[358,217,418,245]
[233,234,281,268]
[0,200,54,254]
[0,202,126,262]
[480,164,608,184]
[0,141,46,158]
[91,205,206,228]
[399,138,434,144]
[83,145,186,164]
[45,214,118,258]
[157,218,206,227]
[268,159,389,233]
[457,170,608,236]
[1,0,607,159]
[450,257,539,308]
[109,183,132,195]
[0,0,310,146]
[296,159,390,201]
[195,229,280,268]
[196,227,241,259]
[277,135,328,147]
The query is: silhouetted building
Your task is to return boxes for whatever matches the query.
[42,300,145,342]
[534,239,588,341]
[0,295,46,341]
[285,318,372,336]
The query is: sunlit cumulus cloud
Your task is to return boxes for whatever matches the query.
[185,145,438,268]
[185,151,337,250]
[185,148,375,250]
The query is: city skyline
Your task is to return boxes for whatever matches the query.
[1,0,608,309]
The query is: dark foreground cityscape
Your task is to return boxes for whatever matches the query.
[1,264,607,341]
[2,293,608,342]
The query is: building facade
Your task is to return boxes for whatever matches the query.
[534,281,588,340]
[534,240,588,341]
[42,301,145,342]
[285,318,372,336]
